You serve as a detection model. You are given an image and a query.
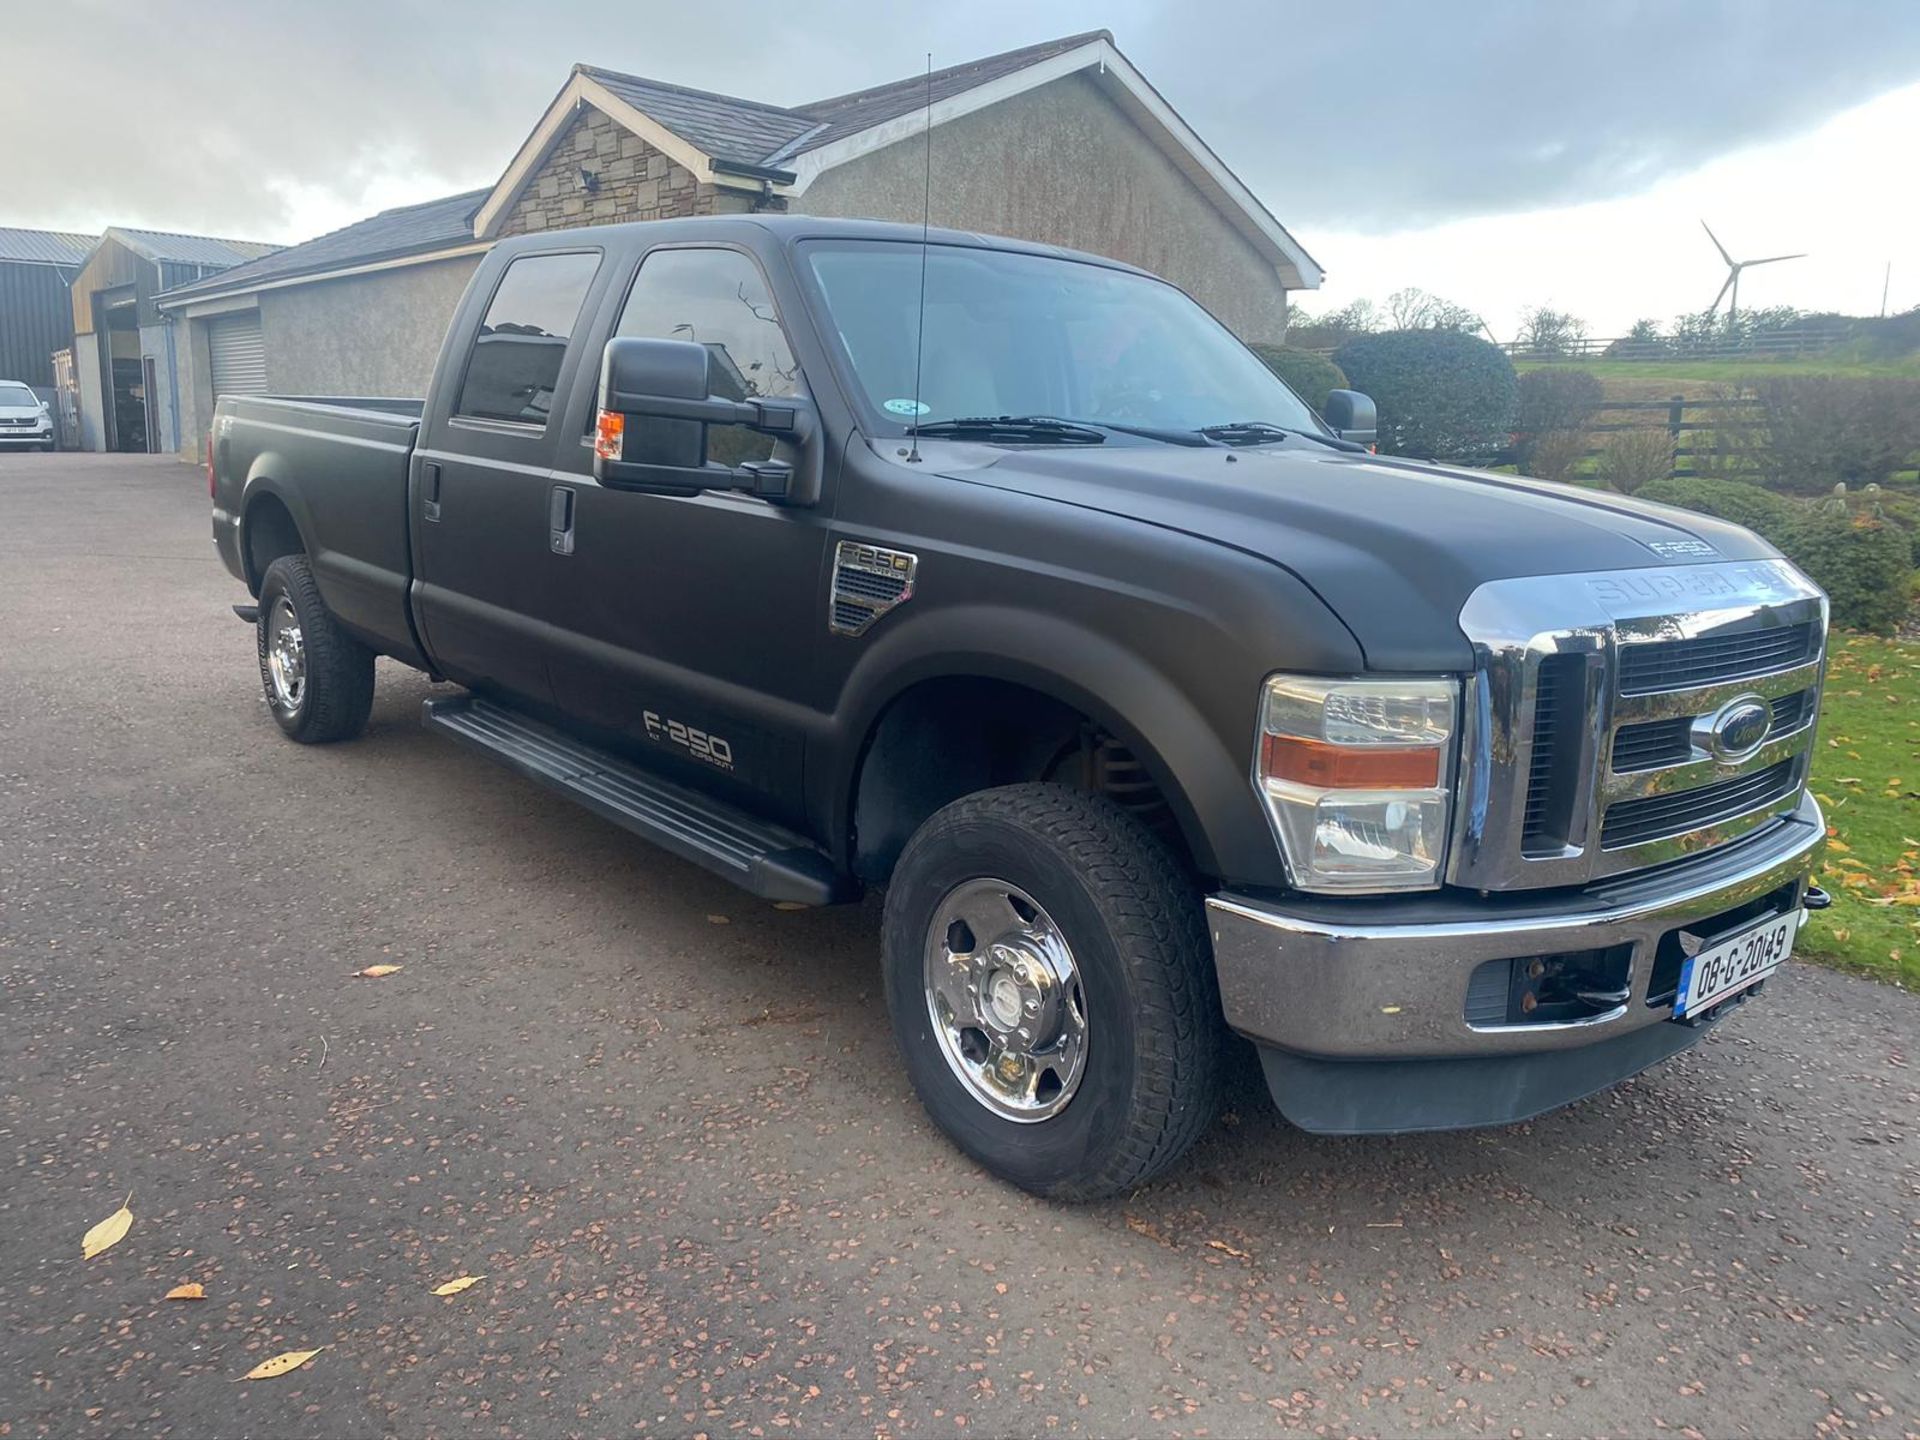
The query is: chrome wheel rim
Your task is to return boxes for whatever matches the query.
[924,878,1088,1123]
[265,596,306,712]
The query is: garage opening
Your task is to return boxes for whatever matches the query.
[99,292,147,452]
[207,311,268,402]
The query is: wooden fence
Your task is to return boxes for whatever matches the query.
[1581,393,1761,475]
[1503,323,1855,363]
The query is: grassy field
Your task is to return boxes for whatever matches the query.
[1796,632,1920,989]
[1515,354,1920,386]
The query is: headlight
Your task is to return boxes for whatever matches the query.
[1252,674,1458,893]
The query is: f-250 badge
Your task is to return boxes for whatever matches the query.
[643,710,734,770]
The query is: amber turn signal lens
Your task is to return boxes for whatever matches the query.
[1260,733,1441,790]
[594,409,625,461]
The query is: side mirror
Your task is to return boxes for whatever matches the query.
[1323,389,1377,447]
[594,337,819,505]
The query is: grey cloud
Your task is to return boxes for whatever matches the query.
[7,0,1919,242]
[1142,0,1920,229]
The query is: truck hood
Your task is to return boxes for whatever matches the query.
[944,441,1784,671]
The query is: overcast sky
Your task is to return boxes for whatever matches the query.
[10,0,1920,334]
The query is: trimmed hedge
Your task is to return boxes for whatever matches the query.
[1779,510,1914,635]
[1249,345,1347,414]
[1333,329,1516,463]
[1638,476,1793,534]
[1638,476,1913,633]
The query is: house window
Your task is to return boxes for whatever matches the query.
[456,250,602,426]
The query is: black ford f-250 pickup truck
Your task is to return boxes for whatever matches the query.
[211,216,1830,1199]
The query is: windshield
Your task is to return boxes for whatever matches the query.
[0,384,38,408]
[801,241,1322,438]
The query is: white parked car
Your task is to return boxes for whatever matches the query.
[0,381,55,450]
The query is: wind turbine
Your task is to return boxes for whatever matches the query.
[1702,221,1805,323]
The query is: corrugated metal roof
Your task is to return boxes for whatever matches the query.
[0,227,98,266]
[158,189,487,303]
[105,227,280,267]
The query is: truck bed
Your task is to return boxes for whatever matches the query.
[211,393,426,666]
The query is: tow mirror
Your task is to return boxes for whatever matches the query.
[594,337,818,505]
[1322,389,1377,448]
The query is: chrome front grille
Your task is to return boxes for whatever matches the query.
[1617,621,1819,694]
[1452,560,1828,890]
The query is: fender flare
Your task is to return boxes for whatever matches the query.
[823,603,1285,888]
[235,458,317,591]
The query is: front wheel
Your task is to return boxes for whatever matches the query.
[256,554,375,743]
[882,784,1221,1200]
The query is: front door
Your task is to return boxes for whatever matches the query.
[412,247,604,708]
[545,244,834,824]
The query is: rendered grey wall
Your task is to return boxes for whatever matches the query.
[259,254,482,397]
[794,73,1291,342]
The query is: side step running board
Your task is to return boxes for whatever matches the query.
[422,693,854,906]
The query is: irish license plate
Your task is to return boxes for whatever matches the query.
[1672,911,1795,1020]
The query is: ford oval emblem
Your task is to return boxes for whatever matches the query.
[1703,696,1771,763]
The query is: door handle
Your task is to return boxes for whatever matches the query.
[549,484,576,556]
[422,461,442,523]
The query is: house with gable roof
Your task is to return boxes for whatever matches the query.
[160,31,1320,458]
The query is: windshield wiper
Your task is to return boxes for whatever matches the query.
[1197,420,1364,452]
[908,415,1107,445]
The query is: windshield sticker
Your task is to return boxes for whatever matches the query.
[883,398,931,416]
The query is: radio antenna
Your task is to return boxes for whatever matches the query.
[905,51,933,463]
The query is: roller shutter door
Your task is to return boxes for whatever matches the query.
[207,312,267,398]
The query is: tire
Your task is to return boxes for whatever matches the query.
[255,554,375,743]
[882,783,1221,1201]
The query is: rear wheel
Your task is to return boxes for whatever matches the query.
[256,554,374,743]
[882,783,1220,1200]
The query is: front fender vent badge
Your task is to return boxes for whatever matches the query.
[830,541,917,636]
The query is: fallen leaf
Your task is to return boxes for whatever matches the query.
[430,1275,485,1296]
[354,964,402,978]
[165,1282,206,1301]
[240,1348,326,1380]
[705,914,731,925]
[772,901,809,911]
[1205,1239,1250,1259]
[82,1193,133,1259]
[1826,838,1852,853]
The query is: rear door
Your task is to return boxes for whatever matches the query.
[411,248,605,706]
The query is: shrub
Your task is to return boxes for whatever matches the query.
[1249,345,1348,414]
[1748,376,1920,493]
[1636,476,1914,632]
[1521,429,1589,484]
[1779,510,1914,634]
[1638,475,1793,534]
[1598,428,1675,494]
[1333,329,1517,463]
[1516,367,1604,438]
[1513,367,1602,477]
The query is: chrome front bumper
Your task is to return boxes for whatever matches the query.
[1208,793,1824,1062]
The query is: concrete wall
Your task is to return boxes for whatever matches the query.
[795,72,1290,342]
[73,332,104,453]
[138,322,178,453]
[170,254,482,457]
[258,254,482,396]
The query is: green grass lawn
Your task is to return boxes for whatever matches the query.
[1795,632,1920,989]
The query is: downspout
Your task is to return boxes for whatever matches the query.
[164,312,183,455]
